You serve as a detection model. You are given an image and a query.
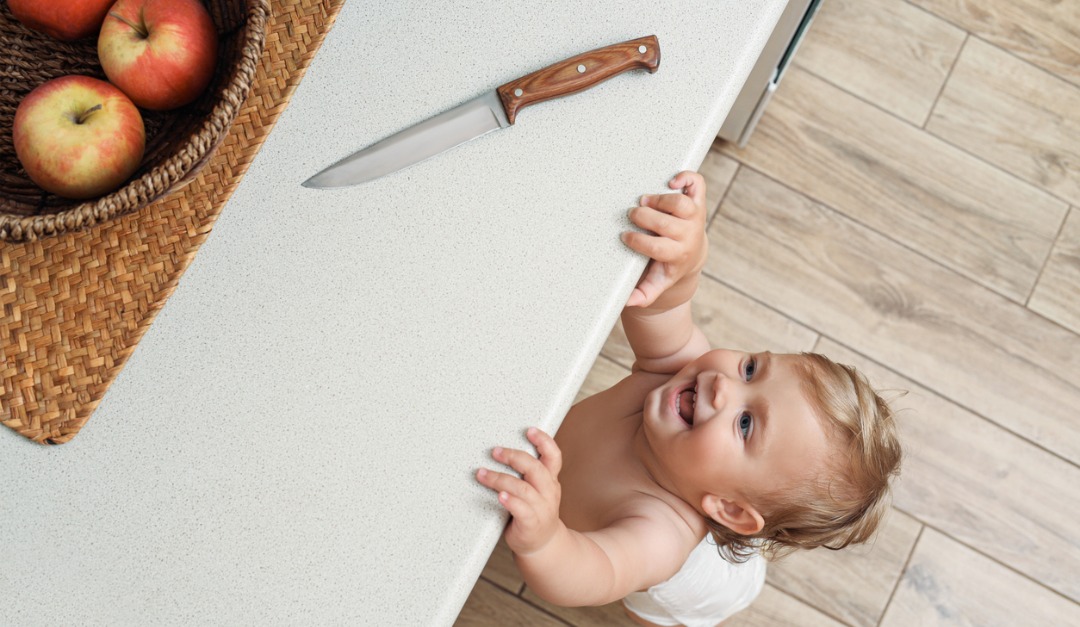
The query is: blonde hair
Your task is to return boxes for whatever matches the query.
[707,352,902,562]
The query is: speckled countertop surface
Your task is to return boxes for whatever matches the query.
[1,1,787,624]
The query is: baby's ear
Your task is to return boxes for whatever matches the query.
[701,494,764,535]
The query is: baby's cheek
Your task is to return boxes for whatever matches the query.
[689,432,734,476]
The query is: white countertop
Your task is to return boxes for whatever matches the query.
[0,1,787,624]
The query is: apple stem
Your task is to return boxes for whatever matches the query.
[108,11,148,38]
[76,104,104,124]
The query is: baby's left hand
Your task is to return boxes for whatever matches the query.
[622,171,708,309]
[476,427,564,556]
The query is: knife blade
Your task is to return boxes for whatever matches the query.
[302,35,660,189]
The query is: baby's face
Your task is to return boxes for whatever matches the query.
[642,349,831,521]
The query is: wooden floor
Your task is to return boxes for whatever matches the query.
[456,0,1080,624]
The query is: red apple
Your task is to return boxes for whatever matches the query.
[14,76,145,200]
[97,0,218,111]
[8,0,115,41]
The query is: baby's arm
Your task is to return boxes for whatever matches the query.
[515,510,689,606]
[476,429,691,606]
[621,171,711,375]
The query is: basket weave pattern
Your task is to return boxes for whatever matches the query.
[1,0,344,443]
[0,0,270,241]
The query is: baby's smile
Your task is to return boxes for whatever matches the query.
[677,385,697,426]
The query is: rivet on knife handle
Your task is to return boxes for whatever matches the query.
[496,35,661,125]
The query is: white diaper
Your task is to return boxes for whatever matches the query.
[621,536,766,627]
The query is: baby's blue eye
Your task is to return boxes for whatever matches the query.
[739,412,753,440]
[744,357,757,382]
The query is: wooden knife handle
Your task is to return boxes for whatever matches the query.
[496,35,660,125]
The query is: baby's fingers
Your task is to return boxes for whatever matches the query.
[628,263,675,308]
[476,468,536,503]
[526,428,562,477]
[621,230,682,263]
[497,490,536,525]
[669,171,706,207]
[629,205,689,241]
[641,192,698,221]
[491,445,557,493]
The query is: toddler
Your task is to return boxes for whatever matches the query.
[476,171,902,626]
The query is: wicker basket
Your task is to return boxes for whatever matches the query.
[0,0,269,242]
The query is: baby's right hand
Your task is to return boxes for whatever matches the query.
[622,171,708,310]
[476,428,565,557]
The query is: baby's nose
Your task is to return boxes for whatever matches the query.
[712,372,729,404]
[712,372,741,406]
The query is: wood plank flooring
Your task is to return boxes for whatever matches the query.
[456,1,1080,624]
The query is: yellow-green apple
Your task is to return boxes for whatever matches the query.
[14,76,145,200]
[98,0,218,111]
[8,0,115,41]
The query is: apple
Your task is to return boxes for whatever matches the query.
[8,0,115,41]
[13,76,145,200]
[98,0,218,111]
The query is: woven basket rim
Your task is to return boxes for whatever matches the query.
[0,0,271,243]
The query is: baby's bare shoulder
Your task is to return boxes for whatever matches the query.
[572,370,671,417]
[595,497,704,583]
[619,495,692,530]
[623,485,705,537]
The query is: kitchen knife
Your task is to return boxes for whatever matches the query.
[302,35,660,189]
